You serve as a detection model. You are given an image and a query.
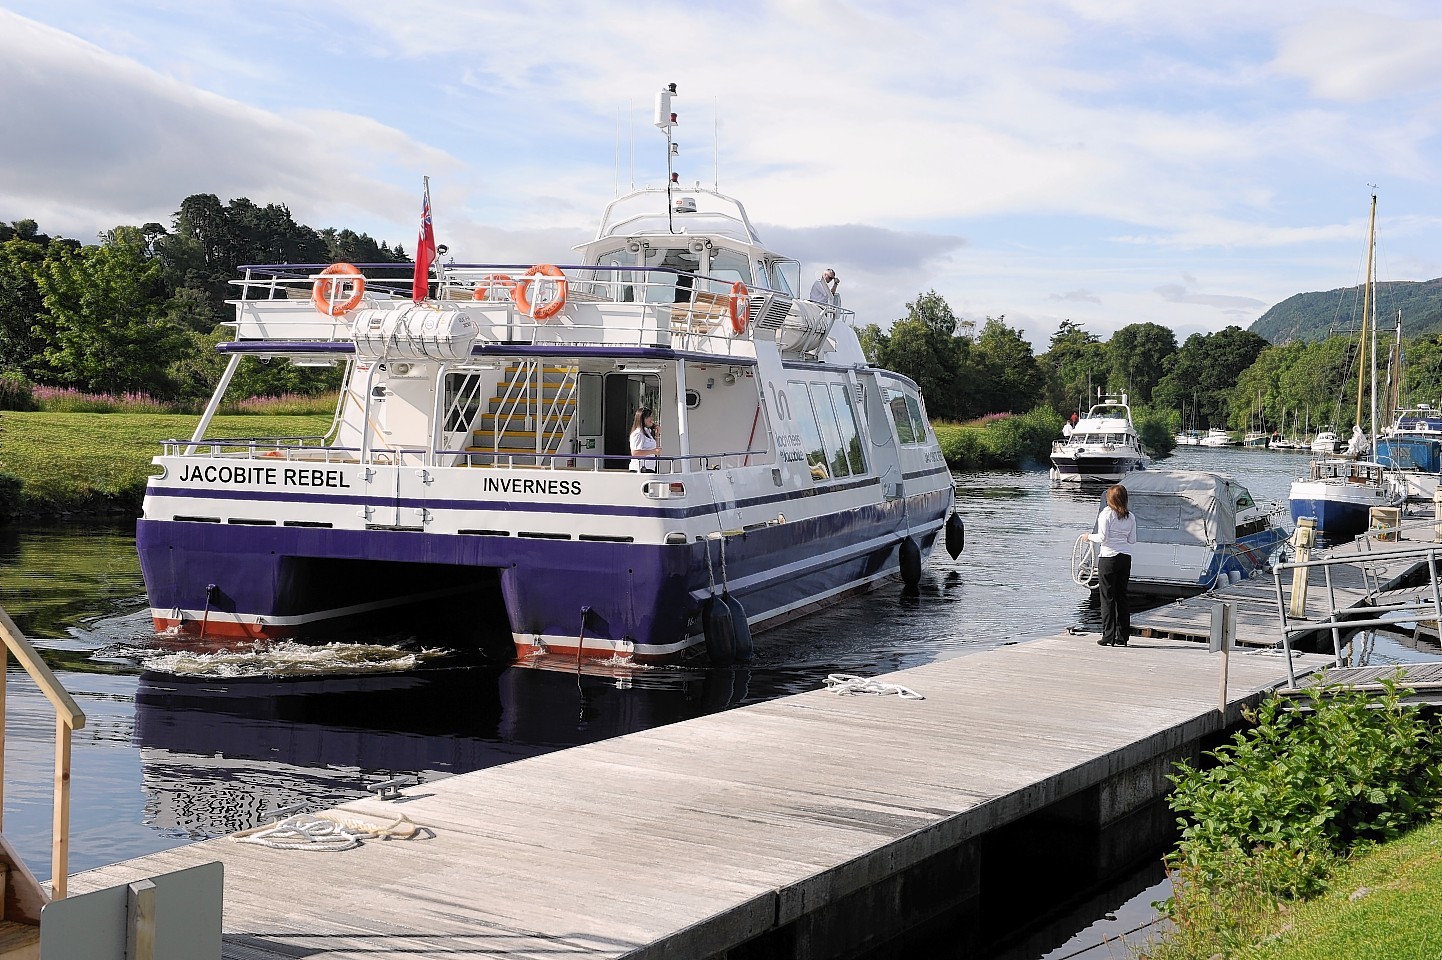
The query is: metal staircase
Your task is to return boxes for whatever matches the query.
[468,362,579,465]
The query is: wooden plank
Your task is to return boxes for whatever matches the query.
[64,636,1332,960]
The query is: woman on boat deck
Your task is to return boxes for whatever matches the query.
[1088,484,1136,647]
[629,407,661,472]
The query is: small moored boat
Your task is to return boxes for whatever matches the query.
[1050,394,1148,484]
[1071,470,1289,599]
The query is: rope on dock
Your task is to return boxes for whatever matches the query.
[824,674,925,700]
[232,811,423,852]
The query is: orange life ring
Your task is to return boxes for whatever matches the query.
[727,281,750,335]
[512,264,568,320]
[311,262,365,316]
[473,273,516,301]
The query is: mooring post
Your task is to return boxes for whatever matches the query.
[1289,517,1316,618]
[1211,600,1235,713]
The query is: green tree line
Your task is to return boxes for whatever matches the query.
[0,198,407,403]
[5,198,1438,444]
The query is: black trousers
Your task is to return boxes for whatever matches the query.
[1098,553,1132,645]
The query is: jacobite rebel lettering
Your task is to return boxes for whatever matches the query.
[482,477,583,497]
[178,464,351,489]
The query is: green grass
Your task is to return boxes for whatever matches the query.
[1237,820,1442,959]
[0,411,332,514]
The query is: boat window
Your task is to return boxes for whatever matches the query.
[766,260,794,296]
[808,382,851,479]
[789,380,830,480]
[642,247,702,303]
[708,248,752,286]
[443,373,484,433]
[903,392,928,445]
[829,382,866,475]
[1235,490,1255,510]
[883,387,918,445]
[584,247,633,301]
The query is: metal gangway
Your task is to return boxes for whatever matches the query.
[1271,512,1442,696]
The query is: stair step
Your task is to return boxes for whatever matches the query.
[0,920,39,958]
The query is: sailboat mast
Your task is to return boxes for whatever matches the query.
[1368,193,1379,446]
[1355,192,1376,437]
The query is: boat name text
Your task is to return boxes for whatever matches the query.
[482,477,583,496]
[177,464,351,488]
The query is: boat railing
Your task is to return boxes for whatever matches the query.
[0,604,86,901]
[229,263,832,360]
[1271,516,1442,686]
[160,438,771,473]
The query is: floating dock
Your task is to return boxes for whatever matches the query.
[66,634,1331,959]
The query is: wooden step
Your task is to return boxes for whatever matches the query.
[0,920,39,960]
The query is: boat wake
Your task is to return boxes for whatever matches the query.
[137,641,448,679]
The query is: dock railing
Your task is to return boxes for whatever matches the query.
[0,604,86,900]
[1271,520,1442,687]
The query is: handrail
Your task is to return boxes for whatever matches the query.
[0,604,85,900]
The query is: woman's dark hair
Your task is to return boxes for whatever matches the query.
[1106,484,1130,518]
[632,406,655,438]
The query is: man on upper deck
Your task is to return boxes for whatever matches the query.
[809,268,839,305]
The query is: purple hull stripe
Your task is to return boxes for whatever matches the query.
[139,488,951,651]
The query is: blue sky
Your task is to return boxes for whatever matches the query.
[4,1,1442,350]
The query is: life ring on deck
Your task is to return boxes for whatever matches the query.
[311,262,365,316]
[513,264,568,320]
[727,281,750,335]
[472,273,516,302]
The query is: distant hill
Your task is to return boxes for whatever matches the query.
[1250,278,1442,344]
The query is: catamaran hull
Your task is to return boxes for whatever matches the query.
[138,487,951,664]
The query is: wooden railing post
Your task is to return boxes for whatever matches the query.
[52,716,72,900]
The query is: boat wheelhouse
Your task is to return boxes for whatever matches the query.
[136,127,957,666]
[1050,394,1148,484]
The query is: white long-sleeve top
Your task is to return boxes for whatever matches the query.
[1088,506,1137,558]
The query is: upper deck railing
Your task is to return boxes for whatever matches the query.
[228,263,852,362]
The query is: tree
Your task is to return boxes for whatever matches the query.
[866,290,972,420]
[971,316,1044,414]
[1106,322,1177,404]
[1040,320,1108,415]
[0,238,50,377]
[34,226,186,393]
[1154,326,1270,428]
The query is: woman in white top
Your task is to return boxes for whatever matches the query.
[629,407,661,472]
[1088,483,1137,646]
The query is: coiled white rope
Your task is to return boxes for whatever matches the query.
[233,811,421,852]
[824,673,925,700]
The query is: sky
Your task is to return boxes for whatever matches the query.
[4,1,1442,351]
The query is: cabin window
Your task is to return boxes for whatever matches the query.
[443,373,484,433]
[808,382,851,479]
[788,380,830,480]
[829,382,866,475]
[586,247,632,301]
[883,386,927,445]
[765,260,795,297]
[708,248,752,286]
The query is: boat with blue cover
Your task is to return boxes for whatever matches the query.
[136,85,961,666]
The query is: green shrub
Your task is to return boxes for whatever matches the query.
[1156,676,1442,957]
[1135,407,1177,457]
[933,408,1063,470]
[0,373,38,412]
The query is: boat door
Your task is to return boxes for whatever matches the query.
[600,373,661,469]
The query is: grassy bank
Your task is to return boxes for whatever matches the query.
[0,411,331,516]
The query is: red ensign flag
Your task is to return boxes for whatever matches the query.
[412,180,436,303]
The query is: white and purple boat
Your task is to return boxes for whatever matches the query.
[137,91,959,666]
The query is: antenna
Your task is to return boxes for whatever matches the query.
[713,96,719,191]
[655,82,679,234]
[614,106,620,196]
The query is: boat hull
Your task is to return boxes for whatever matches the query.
[1050,455,1146,484]
[138,486,951,664]
[1288,481,1389,541]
